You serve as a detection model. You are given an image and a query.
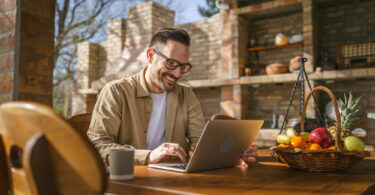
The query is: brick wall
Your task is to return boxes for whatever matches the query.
[114,2,175,75]
[72,42,102,114]
[243,83,302,128]
[237,16,249,77]
[193,87,221,121]
[104,18,126,75]
[0,0,55,106]
[316,79,375,117]
[177,14,222,81]
[248,11,303,74]
[193,84,250,121]
[0,0,16,104]
[317,0,375,65]
[18,0,55,105]
[77,42,99,89]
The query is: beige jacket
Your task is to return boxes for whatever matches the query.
[87,67,205,165]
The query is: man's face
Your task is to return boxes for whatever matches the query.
[147,40,189,92]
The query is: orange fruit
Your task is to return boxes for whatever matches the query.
[304,143,311,149]
[290,136,306,149]
[309,143,322,150]
[278,143,288,148]
[327,145,336,150]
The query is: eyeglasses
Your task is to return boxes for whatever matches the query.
[153,48,192,74]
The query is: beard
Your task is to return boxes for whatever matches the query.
[161,72,178,91]
[149,70,178,92]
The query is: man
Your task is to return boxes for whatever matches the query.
[87,28,257,166]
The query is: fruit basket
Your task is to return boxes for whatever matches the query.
[271,86,371,172]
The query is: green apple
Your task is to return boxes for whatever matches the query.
[277,134,290,144]
[300,132,310,141]
[286,128,298,138]
[344,136,365,152]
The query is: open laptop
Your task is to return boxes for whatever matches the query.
[148,120,264,173]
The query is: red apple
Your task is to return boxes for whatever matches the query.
[308,127,332,148]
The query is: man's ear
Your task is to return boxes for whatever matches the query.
[146,48,154,64]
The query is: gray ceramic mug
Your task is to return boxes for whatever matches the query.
[109,149,134,180]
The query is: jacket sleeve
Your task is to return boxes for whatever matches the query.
[186,87,206,152]
[87,82,150,167]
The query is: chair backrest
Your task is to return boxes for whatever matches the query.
[0,135,10,195]
[211,114,237,120]
[68,113,92,134]
[0,102,106,195]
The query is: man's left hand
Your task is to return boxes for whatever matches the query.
[240,143,258,166]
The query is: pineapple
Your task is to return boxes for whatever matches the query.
[328,93,361,141]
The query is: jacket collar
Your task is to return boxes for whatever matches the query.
[136,67,150,98]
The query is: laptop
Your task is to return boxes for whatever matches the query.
[148,120,264,173]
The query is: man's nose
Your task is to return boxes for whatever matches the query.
[171,67,182,78]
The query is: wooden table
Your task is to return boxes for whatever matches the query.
[106,149,375,195]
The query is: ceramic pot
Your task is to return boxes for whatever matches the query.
[266,63,288,75]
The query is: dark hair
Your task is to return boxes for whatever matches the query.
[149,28,190,47]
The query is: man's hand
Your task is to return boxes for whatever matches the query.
[240,143,258,166]
[147,143,187,164]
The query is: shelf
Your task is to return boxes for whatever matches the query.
[241,67,375,85]
[233,1,302,20]
[248,42,303,52]
[182,79,239,88]
[181,68,375,88]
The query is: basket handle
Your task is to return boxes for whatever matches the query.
[301,86,342,151]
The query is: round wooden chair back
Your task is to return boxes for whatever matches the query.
[0,102,106,195]
[211,114,237,120]
[68,113,92,135]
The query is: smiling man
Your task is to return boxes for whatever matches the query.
[87,28,257,166]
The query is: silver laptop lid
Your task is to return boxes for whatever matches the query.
[185,120,263,172]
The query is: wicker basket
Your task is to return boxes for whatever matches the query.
[272,86,371,172]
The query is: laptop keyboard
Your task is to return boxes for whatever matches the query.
[169,163,187,169]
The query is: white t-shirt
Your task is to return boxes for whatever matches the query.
[147,91,167,150]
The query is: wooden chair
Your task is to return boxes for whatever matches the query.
[211,114,237,120]
[0,134,10,195]
[0,102,106,195]
[68,113,92,134]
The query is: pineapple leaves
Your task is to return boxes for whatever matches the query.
[339,92,362,131]
[347,93,353,109]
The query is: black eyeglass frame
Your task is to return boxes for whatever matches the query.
[153,48,192,74]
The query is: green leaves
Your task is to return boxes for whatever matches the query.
[339,92,362,130]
